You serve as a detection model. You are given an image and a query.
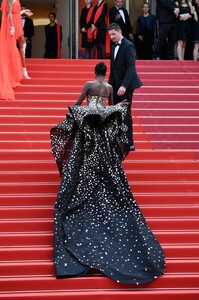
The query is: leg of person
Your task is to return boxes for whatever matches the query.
[89,47,94,59]
[153,23,168,59]
[177,40,184,60]
[25,41,32,58]
[18,35,31,79]
[85,48,90,59]
[193,42,199,60]
[167,24,176,60]
[182,41,187,60]
[125,90,134,150]
[97,42,106,59]
[146,33,154,59]
[113,89,135,150]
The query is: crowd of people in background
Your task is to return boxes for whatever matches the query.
[80,0,199,61]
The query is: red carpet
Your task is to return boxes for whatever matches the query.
[0,59,198,299]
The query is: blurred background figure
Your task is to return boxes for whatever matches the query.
[21,3,34,58]
[88,0,109,59]
[136,2,156,59]
[44,12,62,59]
[153,0,179,60]
[79,0,94,59]
[175,0,192,60]
[192,0,199,60]
[109,0,133,42]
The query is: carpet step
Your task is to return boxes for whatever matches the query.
[0,259,198,277]
[2,106,199,117]
[0,171,199,183]
[0,206,198,219]
[1,160,199,172]
[0,193,197,206]
[1,181,199,193]
[135,116,199,125]
[12,92,199,101]
[1,132,199,142]
[134,102,199,109]
[0,231,198,247]
[1,115,199,126]
[0,182,199,194]
[25,78,199,86]
[0,274,199,291]
[0,245,198,261]
[26,64,199,72]
[0,218,198,232]
[0,140,152,150]
[0,290,199,300]
[143,125,199,133]
[1,100,199,109]
[0,149,197,161]
[0,132,150,142]
[14,85,199,94]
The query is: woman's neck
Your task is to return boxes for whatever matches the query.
[96,75,105,81]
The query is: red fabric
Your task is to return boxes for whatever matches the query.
[86,6,94,43]
[93,2,110,57]
[0,0,23,100]
[56,24,61,59]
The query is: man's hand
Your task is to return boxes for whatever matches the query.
[117,86,126,96]
[174,8,180,17]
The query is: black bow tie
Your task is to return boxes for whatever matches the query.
[115,43,120,47]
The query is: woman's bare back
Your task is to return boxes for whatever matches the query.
[75,79,113,105]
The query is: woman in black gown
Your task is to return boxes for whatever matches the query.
[50,62,165,284]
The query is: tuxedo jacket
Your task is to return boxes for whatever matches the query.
[109,6,132,39]
[23,17,34,41]
[156,0,178,23]
[109,37,142,91]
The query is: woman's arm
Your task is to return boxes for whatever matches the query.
[108,86,113,105]
[6,0,14,35]
[74,82,89,105]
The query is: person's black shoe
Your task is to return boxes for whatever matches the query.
[129,144,135,151]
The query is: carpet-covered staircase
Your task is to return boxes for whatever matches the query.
[0,59,198,299]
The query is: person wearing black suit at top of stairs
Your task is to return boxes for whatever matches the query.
[108,23,143,151]
[109,0,134,42]
[153,0,180,60]
[21,4,34,58]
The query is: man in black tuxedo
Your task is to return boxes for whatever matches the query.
[108,23,142,151]
[21,4,34,58]
[109,0,133,42]
[153,0,179,60]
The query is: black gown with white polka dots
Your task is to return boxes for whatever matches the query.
[50,96,165,284]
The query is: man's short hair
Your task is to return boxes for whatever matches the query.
[107,23,122,32]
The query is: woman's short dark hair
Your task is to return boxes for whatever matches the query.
[95,62,107,76]
[48,12,56,18]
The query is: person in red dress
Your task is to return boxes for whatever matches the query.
[0,0,31,100]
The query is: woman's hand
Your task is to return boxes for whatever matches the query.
[119,100,129,107]
[21,9,33,17]
[10,26,15,35]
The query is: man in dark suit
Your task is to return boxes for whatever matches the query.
[21,4,34,58]
[153,0,179,60]
[109,0,133,42]
[108,23,142,151]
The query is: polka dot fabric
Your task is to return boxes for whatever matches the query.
[50,96,165,284]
